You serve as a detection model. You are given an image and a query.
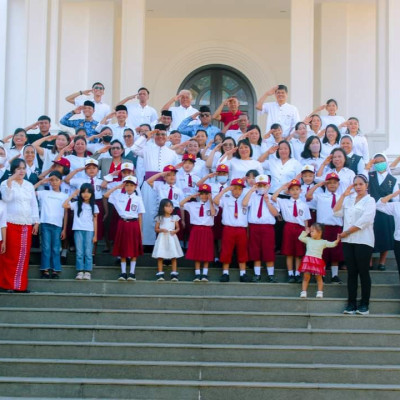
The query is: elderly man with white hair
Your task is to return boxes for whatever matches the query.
[161,89,199,130]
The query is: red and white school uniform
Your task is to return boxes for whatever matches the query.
[219,192,248,263]
[183,201,217,262]
[314,191,344,263]
[109,190,145,258]
[247,193,278,262]
[277,197,310,257]
[210,181,229,240]
[301,183,321,225]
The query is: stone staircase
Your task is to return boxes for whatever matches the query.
[0,251,399,399]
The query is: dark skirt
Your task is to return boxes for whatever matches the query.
[373,210,394,252]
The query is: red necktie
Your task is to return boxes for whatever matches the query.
[168,185,173,200]
[90,177,94,186]
[188,174,193,187]
[257,195,263,218]
[125,196,131,211]
[331,193,336,208]
[293,200,298,217]
[219,185,224,192]
[234,199,238,219]
[199,203,204,217]
[306,185,311,202]
[121,188,126,194]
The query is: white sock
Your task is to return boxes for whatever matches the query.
[202,268,208,275]
[239,270,246,276]
[195,269,201,275]
[295,270,300,276]
[121,262,126,274]
[331,266,339,277]
[288,270,294,276]
[267,266,274,276]
[254,266,261,275]
[61,249,67,257]
[156,271,164,276]
[130,260,136,274]
[223,270,229,275]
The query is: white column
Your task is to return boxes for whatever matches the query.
[119,0,145,99]
[0,0,8,135]
[290,0,314,118]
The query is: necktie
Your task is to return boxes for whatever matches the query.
[257,195,263,218]
[331,193,336,208]
[234,199,238,219]
[199,203,204,217]
[293,200,298,217]
[125,196,131,212]
[219,185,224,193]
[168,185,173,200]
[90,177,94,187]
[121,188,126,194]
[306,185,311,202]
[188,174,193,187]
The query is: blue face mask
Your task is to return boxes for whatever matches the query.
[375,161,387,173]
[216,176,228,184]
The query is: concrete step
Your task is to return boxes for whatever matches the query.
[1,293,399,314]
[1,308,400,330]
[1,323,400,347]
[2,341,400,365]
[1,377,400,400]
[1,358,400,385]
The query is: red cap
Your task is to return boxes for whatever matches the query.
[216,164,229,173]
[231,178,245,188]
[163,164,177,173]
[182,153,196,162]
[325,172,340,181]
[288,179,301,189]
[53,157,70,169]
[198,184,211,193]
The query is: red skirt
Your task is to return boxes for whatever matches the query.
[248,224,275,262]
[322,225,343,264]
[95,199,105,241]
[220,226,248,264]
[281,222,306,257]
[186,225,214,261]
[112,219,143,258]
[213,210,223,240]
[299,255,326,276]
[0,223,32,291]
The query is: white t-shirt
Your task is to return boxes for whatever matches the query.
[70,201,99,231]
[0,200,6,241]
[37,190,69,227]
[126,103,158,128]
[75,96,111,123]
[260,102,300,137]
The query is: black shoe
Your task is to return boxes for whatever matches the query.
[127,273,136,281]
[40,271,50,279]
[266,275,278,283]
[51,271,60,279]
[118,273,127,281]
[331,275,342,284]
[220,274,230,283]
[156,274,165,282]
[288,276,296,283]
[240,274,250,283]
[377,264,386,271]
[343,304,357,315]
[356,305,369,315]
[201,275,209,282]
[170,273,179,282]
[193,274,201,282]
[92,256,96,266]
[295,275,302,283]
[102,248,110,253]
[252,275,261,283]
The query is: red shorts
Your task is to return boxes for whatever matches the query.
[281,222,305,257]
[220,226,248,264]
[112,219,143,258]
[322,225,343,264]
[248,224,275,262]
[186,225,214,262]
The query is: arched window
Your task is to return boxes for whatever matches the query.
[178,65,256,126]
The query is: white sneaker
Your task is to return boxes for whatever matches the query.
[83,272,91,280]
[316,291,323,298]
[75,272,84,280]
[300,291,307,298]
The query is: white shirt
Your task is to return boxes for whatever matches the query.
[153,181,184,208]
[221,157,263,180]
[219,192,248,227]
[321,141,340,158]
[41,148,59,173]
[260,102,300,137]
[75,96,111,122]
[109,190,145,219]
[183,201,216,226]
[276,197,310,226]
[301,157,325,173]
[262,157,302,193]
[126,103,158,129]
[343,134,369,164]
[169,105,199,131]
[300,183,322,211]
[95,122,135,143]
[70,176,104,200]
[225,129,245,143]
[65,155,87,179]
[333,193,376,247]
[210,181,230,198]
[176,170,200,197]
[251,144,262,161]
[316,167,355,196]
[70,202,99,231]
[37,190,68,227]
[376,200,400,241]
[313,191,343,226]
[0,200,6,241]
[247,192,277,225]
[0,180,39,225]
[321,115,346,133]
[290,138,307,162]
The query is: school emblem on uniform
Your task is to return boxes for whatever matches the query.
[207,210,211,216]
[299,209,303,216]
[242,208,247,215]
[174,193,178,200]
[131,204,137,211]
[96,185,101,191]
[389,180,393,188]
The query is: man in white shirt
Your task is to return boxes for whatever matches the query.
[223,113,249,143]
[65,82,111,122]
[256,84,300,137]
[116,87,158,130]
[161,89,199,130]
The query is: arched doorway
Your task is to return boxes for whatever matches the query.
[178,65,256,126]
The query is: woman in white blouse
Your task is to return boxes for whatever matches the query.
[341,117,370,162]
[300,136,325,172]
[0,158,39,293]
[289,122,309,161]
[321,124,341,158]
[333,174,376,315]
[246,125,263,161]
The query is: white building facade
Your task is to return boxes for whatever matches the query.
[1,0,399,155]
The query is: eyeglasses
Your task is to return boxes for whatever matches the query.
[110,147,121,150]
[93,86,104,90]
[223,143,233,147]
[155,133,167,137]
[200,113,211,117]
[123,135,133,139]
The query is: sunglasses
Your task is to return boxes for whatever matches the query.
[93,86,104,90]
[200,113,211,117]
[110,147,122,150]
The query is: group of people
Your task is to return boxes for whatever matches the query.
[0,82,399,316]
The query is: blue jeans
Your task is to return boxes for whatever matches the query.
[41,223,62,272]
[74,230,94,271]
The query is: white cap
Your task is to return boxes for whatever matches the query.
[121,162,134,171]
[122,175,138,185]
[85,158,99,167]
[255,174,270,184]
[301,164,315,173]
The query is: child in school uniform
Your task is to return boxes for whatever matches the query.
[180,184,217,282]
[306,172,344,283]
[298,223,340,298]
[152,198,184,281]
[300,164,321,226]
[272,179,311,283]
[213,178,250,282]
[242,174,280,282]
[63,183,98,280]
[104,175,145,281]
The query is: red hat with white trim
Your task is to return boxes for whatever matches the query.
[121,162,134,171]
[231,178,245,188]
[123,175,138,185]
[163,165,177,173]
[255,174,270,185]
[216,164,229,173]
[325,172,340,181]
[288,179,301,189]
[182,153,196,163]
[85,158,99,167]
[301,164,315,173]
[198,184,211,193]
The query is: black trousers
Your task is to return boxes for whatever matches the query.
[342,243,373,307]
[393,240,400,278]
